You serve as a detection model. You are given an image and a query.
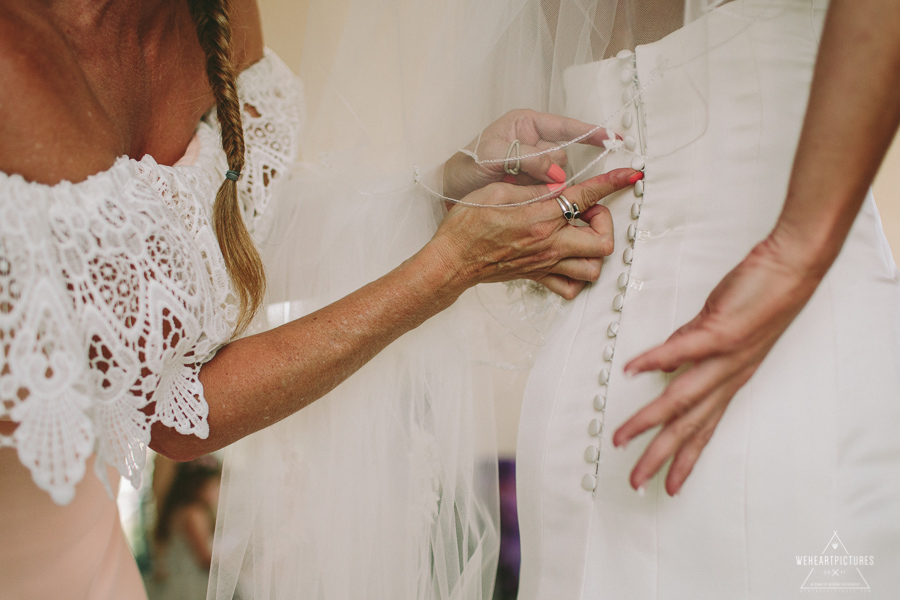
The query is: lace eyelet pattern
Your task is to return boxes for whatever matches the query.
[0,51,303,505]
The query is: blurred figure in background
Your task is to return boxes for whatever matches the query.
[494,460,521,600]
[145,457,222,600]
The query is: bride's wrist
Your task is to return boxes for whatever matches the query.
[771,186,863,278]
[760,223,836,284]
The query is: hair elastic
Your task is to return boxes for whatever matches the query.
[225,169,241,181]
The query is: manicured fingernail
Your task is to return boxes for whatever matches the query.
[636,485,646,497]
[548,164,566,183]
[628,171,644,185]
[548,182,566,194]
[502,174,517,184]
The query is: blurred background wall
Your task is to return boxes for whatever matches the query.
[258,0,900,458]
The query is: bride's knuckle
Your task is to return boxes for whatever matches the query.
[672,417,700,440]
[670,393,695,417]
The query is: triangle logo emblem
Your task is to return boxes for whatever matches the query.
[799,532,871,591]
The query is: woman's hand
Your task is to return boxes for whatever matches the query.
[431,168,641,299]
[442,109,616,201]
[612,232,825,495]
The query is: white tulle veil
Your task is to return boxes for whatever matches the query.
[208,0,780,598]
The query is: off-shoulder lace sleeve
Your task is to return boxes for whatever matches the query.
[0,51,303,505]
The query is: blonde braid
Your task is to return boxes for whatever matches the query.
[188,0,265,336]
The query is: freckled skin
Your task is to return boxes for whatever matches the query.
[0,0,263,184]
[0,0,630,461]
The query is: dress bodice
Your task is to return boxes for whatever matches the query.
[518,0,900,598]
[0,50,304,505]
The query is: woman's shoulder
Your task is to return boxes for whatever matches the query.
[0,4,121,186]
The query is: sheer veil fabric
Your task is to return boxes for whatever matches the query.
[208,1,744,598]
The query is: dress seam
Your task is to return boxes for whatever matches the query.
[535,287,593,600]
[743,17,765,599]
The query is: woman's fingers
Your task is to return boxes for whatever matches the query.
[548,257,604,282]
[553,222,614,260]
[471,167,637,213]
[619,359,729,479]
[622,318,716,376]
[633,388,731,495]
[613,358,716,449]
[562,168,640,212]
[487,138,567,186]
[529,111,617,148]
[616,350,758,495]
[664,407,727,495]
[514,140,569,184]
[538,275,586,300]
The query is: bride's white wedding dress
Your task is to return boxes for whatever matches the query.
[516,1,900,598]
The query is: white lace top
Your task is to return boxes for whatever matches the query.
[0,51,303,505]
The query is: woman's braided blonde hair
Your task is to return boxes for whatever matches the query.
[188,0,265,336]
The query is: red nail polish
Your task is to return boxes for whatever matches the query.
[548,164,566,183]
[628,171,644,185]
[502,174,517,184]
[548,182,566,194]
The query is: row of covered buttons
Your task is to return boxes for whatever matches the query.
[582,48,646,493]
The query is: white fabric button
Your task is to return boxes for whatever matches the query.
[607,322,619,337]
[620,68,635,83]
[624,136,637,151]
[630,156,646,171]
[598,368,610,385]
[616,49,634,59]
[594,394,607,411]
[631,202,641,219]
[613,294,625,311]
[622,112,633,128]
[582,473,598,491]
[585,446,600,463]
[627,223,637,241]
[617,272,629,289]
[623,247,634,264]
[589,419,603,436]
[603,345,614,362]
[622,89,633,104]
[634,179,644,196]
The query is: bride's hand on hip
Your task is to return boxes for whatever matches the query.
[612,233,824,495]
[442,109,616,201]
[430,168,640,299]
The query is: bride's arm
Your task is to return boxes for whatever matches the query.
[151,172,634,461]
[612,0,900,495]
